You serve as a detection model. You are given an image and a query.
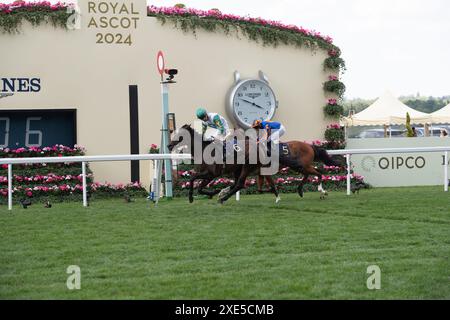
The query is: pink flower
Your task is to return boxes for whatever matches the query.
[328,75,339,81]
[328,98,338,105]
[327,124,341,129]
[147,5,334,45]
[328,49,338,57]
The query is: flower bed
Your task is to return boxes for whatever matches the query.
[0,145,148,204]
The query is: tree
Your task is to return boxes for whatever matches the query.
[406,113,415,138]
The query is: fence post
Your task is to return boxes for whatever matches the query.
[445,151,449,192]
[82,161,88,207]
[8,164,12,211]
[346,154,351,196]
[236,191,240,201]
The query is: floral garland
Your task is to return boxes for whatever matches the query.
[148,6,336,49]
[0,1,71,33]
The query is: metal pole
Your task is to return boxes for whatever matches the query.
[161,82,173,198]
[8,164,12,211]
[346,154,351,196]
[82,161,88,207]
[445,151,448,192]
[150,159,162,204]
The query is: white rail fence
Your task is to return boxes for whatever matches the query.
[1,147,449,210]
[328,146,450,195]
[0,154,191,211]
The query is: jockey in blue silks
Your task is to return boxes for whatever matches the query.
[252,120,286,144]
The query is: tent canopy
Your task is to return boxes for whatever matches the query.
[342,91,431,127]
[430,103,450,124]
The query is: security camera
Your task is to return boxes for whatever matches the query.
[165,69,178,76]
[164,69,178,82]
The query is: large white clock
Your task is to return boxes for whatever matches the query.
[227,71,278,129]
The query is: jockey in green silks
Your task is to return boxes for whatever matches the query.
[195,107,231,141]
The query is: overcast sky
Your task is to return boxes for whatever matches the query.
[5,0,449,99]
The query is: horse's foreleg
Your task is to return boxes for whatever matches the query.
[188,175,196,203]
[266,176,280,203]
[219,167,251,204]
[188,172,211,203]
[257,175,264,194]
[308,167,327,199]
[198,178,220,199]
[298,172,308,198]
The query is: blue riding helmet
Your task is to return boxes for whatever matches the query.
[196,108,207,119]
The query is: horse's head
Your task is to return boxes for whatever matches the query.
[167,124,195,152]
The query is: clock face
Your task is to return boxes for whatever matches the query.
[231,79,277,128]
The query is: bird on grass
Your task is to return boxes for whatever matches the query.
[20,198,32,209]
[124,194,134,203]
[351,181,367,194]
[86,191,92,207]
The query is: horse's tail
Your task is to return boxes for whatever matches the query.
[312,145,339,166]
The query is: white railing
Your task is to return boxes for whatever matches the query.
[328,147,450,195]
[0,154,191,211]
[2,147,449,209]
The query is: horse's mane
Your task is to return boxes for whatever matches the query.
[181,124,203,140]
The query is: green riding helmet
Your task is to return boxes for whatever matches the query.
[196,108,207,120]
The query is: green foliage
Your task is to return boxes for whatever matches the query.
[343,96,450,115]
[0,6,70,34]
[325,127,345,143]
[342,98,376,115]
[149,13,339,53]
[1,187,449,299]
[323,80,346,98]
[324,56,346,71]
[324,103,344,118]
[406,112,415,137]
[402,96,450,113]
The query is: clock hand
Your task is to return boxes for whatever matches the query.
[239,98,264,109]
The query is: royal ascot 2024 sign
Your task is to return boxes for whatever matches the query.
[86,1,141,46]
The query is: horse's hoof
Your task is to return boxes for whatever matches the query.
[218,199,225,205]
[189,196,194,203]
[208,195,214,200]
[275,196,281,204]
[298,190,304,198]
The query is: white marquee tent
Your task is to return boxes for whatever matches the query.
[431,103,450,124]
[342,91,432,127]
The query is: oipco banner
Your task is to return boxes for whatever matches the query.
[347,138,450,187]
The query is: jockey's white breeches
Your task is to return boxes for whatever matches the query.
[268,125,286,144]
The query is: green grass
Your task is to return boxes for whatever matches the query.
[0,186,449,300]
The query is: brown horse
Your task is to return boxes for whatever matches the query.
[217,140,339,203]
[168,124,280,203]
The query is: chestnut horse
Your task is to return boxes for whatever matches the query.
[217,140,340,203]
